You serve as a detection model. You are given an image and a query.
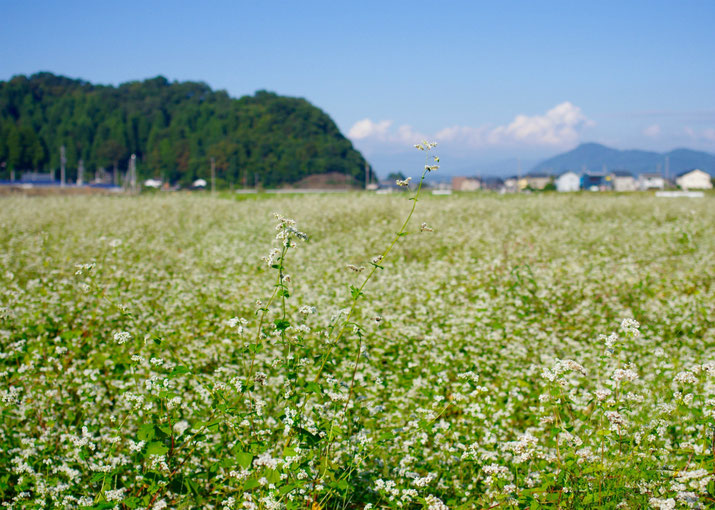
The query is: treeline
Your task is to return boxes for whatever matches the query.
[0,73,372,187]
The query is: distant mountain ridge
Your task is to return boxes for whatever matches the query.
[531,143,715,176]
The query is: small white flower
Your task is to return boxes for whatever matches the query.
[114,332,131,345]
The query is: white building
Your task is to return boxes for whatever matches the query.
[502,177,521,193]
[676,169,712,190]
[611,171,637,192]
[143,179,162,189]
[555,171,580,192]
[638,173,665,191]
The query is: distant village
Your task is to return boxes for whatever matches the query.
[442,168,713,193]
[2,164,713,195]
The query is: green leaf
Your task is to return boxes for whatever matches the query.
[274,318,290,332]
[123,496,140,509]
[297,427,320,446]
[305,382,321,393]
[137,423,155,441]
[244,478,260,490]
[237,451,253,469]
[279,483,298,496]
[145,441,169,456]
[171,365,190,376]
[266,468,281,484]
[90,472,105,483]
[350,285,363,300]
[378,431,394,442]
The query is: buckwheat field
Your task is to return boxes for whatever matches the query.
[1,173,714,508]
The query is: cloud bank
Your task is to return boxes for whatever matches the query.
[348,102,594,149]
[348,119,428,146]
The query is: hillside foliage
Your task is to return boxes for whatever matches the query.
[0,73,370,187]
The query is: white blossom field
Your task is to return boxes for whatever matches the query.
[0,186,713,509]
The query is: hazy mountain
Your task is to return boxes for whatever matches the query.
[531,143,715,176]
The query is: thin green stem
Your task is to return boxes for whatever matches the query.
[248,241,289,379]
[313,164,431,383]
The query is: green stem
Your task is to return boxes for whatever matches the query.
[313,163,431,383]
[248,241,290,379]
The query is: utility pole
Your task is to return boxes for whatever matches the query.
[211,157,216,194]
[60,145,66,187]
[665,155,670,182]
[517,158,522,192]
[365,161,369,189]
[77,159,84,186]
[128,154,137,194]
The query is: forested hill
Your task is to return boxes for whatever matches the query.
[0,73,371,187]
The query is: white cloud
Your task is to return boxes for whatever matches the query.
[349,102,593,149]
[684,126,715,143]
[348,118,392,140]
[643,124,661,137]
[434,125,490,146]
[486,102,592,146]
[348,118,427,145]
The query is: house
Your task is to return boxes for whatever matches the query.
[21,172,56,185]
[639,173,665,191]
[451,176,481,191]
[555,171,580,192]
[502,176,525,193]
[525,173,552,190]
[676,169,712,190]
[143,179,162,189]
[611,170,637,192]
[481,176,504,191]
[581,172,612,191]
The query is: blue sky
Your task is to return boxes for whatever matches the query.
[1,0,714,176]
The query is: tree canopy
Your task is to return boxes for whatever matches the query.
[0,73,372,187]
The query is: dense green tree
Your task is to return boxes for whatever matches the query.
[0,73,372,186]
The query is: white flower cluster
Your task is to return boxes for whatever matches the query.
[620,318,640,337]
[541,358,586,382]
[113,331,131,344]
